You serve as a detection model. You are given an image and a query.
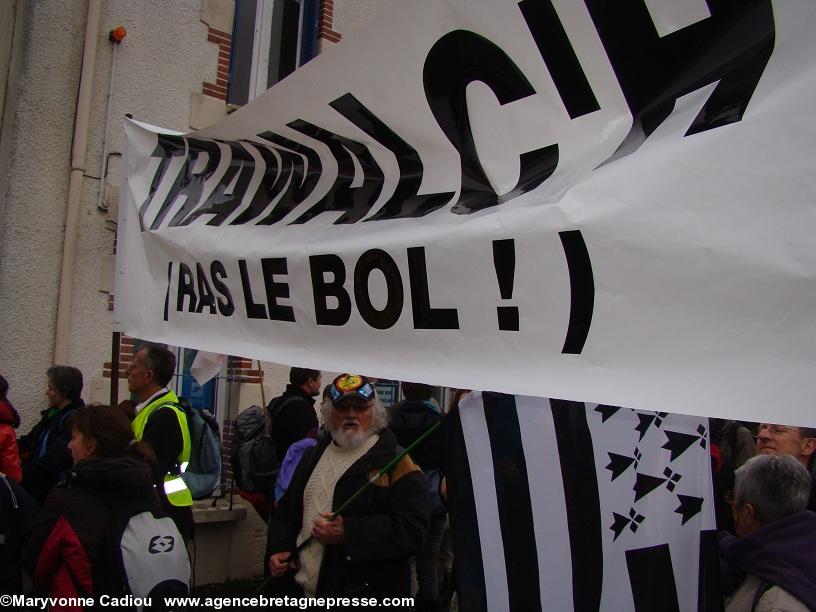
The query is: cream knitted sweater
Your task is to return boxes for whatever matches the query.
[295,434,379,595]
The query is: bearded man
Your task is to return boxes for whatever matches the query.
[267,374,430,601]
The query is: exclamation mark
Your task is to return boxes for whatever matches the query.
[163,261,173,322]
[493,239,519,331]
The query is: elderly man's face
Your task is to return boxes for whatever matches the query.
[330,397,374,447]
[756,424,815,467]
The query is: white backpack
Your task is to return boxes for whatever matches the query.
[117,511,190,607]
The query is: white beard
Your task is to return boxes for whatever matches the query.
[330,425,374,449]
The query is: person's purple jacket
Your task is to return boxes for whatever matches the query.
[274,436,317,501]
[720,510,816,609]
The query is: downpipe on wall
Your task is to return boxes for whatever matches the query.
[54,0,102,364]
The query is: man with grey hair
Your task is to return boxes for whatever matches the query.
[720,454,816,611]
[267,374,430,601]
[127,343,193,541]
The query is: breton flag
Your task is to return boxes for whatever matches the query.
[444,392,720,612]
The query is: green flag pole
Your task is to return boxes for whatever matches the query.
[254,419,442,594]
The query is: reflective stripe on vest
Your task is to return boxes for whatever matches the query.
[132,390,192,507]
[164,474,193,506]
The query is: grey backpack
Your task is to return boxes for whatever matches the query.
[174,400,222,500]
[231,398,296,493]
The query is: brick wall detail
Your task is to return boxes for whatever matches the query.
[227,355,262,384]
[103,334,135,379]
[204,27,232,100]
[319,0,341,43]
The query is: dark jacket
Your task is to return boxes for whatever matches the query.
[19,400,83,505]
[269,385,318,463]
[720,510,816,610]
[0,474,38,594]
[22,456,161,604]
[807,471,816,514]
[268,428,430,600]
[389,400,443,471]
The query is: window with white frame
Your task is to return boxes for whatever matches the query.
[229,0,319,105]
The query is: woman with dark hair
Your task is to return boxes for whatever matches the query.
[23,404,186,603]
[0,375,22,482]
[19,366,85,504]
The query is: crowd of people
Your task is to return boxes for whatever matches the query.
[2,355,816,611]
[1,347,196,605]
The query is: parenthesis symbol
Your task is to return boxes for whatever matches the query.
[559,230,594,354]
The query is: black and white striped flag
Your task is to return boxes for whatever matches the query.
[443,392,720,612]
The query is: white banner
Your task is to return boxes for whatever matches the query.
[116,0,816,424]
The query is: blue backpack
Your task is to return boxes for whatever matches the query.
[174,400,222,500]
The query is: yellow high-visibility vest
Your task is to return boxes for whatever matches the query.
[132,390,192,507]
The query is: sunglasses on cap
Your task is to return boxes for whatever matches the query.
[329,374,375,405]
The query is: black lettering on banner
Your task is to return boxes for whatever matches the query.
[492,239,519,331]
[518,0,600,119]
[309,254,352,326]
[329,93,456,220]
[256,132,323,225]
[423,30,559,214]
[584,0,775,164]
[163,262,173,322]
[162,234,592,343]
[174,140,257,227]
[210,260,235,316]
[155,138,220,228]
[407,247,459,329]
[138,134,186,231]
[261,258,296,322]
[195,262,217,314]
[176,262,198,313]
[559,230,594,355]
[287,119,384,224]
[136,4,771,233]
[230,143,285,225]
[353,249,403,329]
[238,259,267,319]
